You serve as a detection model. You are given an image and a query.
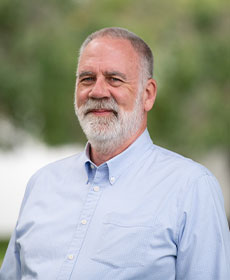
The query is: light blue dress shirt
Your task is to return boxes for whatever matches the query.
[1,129,230,279]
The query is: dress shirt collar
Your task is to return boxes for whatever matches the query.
[84,129,153,185]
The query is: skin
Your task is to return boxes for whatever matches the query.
[75,37,157,165]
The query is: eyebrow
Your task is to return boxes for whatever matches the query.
[104,71,127,80]
[77,71,95,79]
[77,71,127,80]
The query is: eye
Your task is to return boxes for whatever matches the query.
[80,77,95,85]
[108,77,123,86]
[110,77,121,81]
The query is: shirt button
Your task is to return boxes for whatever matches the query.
[68,254,74,260]
[93,186,100,192]
[81,219,87,225]
[110,176,115,183]
[90,164,95,169]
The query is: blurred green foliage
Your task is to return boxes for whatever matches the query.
[0,0,229,155]
[0,239,9,267]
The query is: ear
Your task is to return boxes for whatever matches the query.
[143,78,157,112]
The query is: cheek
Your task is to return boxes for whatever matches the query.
[115,94,137,111]
[110,89,129,107]
[112,84,139,111]
[75,88,89,108]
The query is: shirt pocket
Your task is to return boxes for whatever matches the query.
[91,213,154,268]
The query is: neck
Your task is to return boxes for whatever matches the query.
[90,125,146,166]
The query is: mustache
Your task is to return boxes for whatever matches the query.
[81,98,119,115]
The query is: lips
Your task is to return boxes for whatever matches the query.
[86,108,117,116]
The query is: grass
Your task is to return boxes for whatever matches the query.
[0,239,9,267]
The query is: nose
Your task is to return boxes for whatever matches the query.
[88,76,110,99]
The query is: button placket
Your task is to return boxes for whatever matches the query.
[57,180,103,280]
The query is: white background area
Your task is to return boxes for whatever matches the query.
[0,139,229,238]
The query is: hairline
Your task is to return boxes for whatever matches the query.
[77,27,153,86]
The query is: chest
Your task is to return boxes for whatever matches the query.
[16,169,181,279]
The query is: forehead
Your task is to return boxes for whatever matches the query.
[78,37,140,74]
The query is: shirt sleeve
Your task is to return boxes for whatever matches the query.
[0,228,21,279]
[0,172,39,279]
[176,174,230,279]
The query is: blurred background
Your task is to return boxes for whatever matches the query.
[0,0,229,265]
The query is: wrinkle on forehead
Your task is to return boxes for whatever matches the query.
[78,38,140,67]
[77,38,141,83]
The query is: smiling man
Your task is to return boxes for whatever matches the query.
[1,27,230,280]
[75,35,156,165]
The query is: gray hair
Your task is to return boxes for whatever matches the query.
[78,27,154,83]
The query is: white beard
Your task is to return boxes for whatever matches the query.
[75,93,144,155]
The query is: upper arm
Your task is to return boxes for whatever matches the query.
[0,171,40,279]
[0,229,21,279]
[176,174,230,279]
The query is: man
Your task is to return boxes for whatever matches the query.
[1,27,229,279]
